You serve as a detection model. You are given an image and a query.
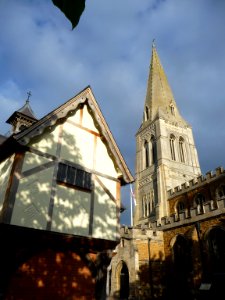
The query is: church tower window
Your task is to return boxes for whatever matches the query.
[179,137,185,163]
[170,103,175,115]
[176,201,185,214]
[145,197,148,217]
[151,135,156,165]
[195,193,206,214]
[145,106,150,121]
[144,140,150,168]
[170,135,176,161]
[217,184,225,198]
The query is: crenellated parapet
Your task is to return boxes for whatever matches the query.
[167,166,225,198]
[120,224,163,240]
[121,196,225,234]
[149,197,225,230]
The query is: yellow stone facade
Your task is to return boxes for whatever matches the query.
[109,45,225,299]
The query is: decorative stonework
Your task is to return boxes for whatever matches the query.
[138,175,152,188]
[140,124,156,141]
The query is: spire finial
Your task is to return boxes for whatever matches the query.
[152,38,156,48]
[26,91,32,103]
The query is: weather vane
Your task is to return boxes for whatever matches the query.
[26,91,32,102]
[152,38,156,48]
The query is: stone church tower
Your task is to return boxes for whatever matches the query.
[134,43,201,225]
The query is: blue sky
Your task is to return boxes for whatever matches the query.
[0,0,225,225]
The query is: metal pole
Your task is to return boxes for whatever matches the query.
[130,184,133,227]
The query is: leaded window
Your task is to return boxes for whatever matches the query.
[57,163,92,190]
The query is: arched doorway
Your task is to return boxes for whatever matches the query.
[204,227,225,299]
[170,235,192,300]
[207,227,225,273]
[4,248,95,300]
[119,261,129,299]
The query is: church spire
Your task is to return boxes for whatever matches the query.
[134,43,201,225]
[143,42,187,126]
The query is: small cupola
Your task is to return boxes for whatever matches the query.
[6,92,37,134]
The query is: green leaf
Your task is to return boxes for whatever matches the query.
[52,0,86,30]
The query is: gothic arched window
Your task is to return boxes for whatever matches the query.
[119,262,129,299]
[217,184,225,199]
[195,193,206,214]
[179,137,185,163]
[145,198,148,217]
[171,235,192,297]
[144,140,150,168]
[207,227,225,273]
[147,193,151,216]
[145,106,150,121]
[177,201,185,214]
[170,134,176,161]
[151,135,156,165]
[142,197,145,217]
[142,195,147,217]
[170,103,175,116]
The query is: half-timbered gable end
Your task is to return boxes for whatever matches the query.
[0,86,133,241]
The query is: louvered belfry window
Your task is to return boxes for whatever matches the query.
[57,163,92,190]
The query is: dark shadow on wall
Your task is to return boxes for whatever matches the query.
[0,224,113,300]
[110,222,225,300]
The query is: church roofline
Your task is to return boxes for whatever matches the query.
[0,86,134,185]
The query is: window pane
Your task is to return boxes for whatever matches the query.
[57,163,91,190]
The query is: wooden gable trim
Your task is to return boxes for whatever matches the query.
[116,181,121,236]
[11,87,133,185]
[0,152,25,224]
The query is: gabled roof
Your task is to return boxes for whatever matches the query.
[0,86,134,185]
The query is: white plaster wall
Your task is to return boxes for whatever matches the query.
[95,136,118,177]
[92,177,117,240]
[52,184,91,236]
[31,126,60,155]
[0,156,14,212]
[61,123,94,169]
[11,166,54,229]
[22,152,52,172]
[66,109,81,124]
[100,176,118,200]
[81,105,98,132]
